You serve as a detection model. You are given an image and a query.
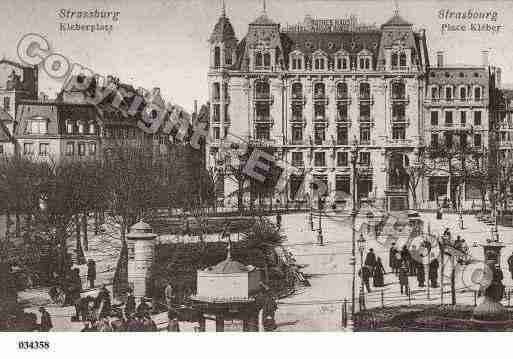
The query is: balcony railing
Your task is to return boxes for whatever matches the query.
[391,117,409,125]
[255,116,273,124]
[336,138,349,146]
[336,94,351,103]
[291,93,305,103]
[358,95,374,103]
[291,160,304,168]
[336,116,351,124]
[391,94,409,103]
[254,92,273,102]
[314,115,327,123]
[291,138,305,145]
[212,116,220,123]
[359,116,374,126]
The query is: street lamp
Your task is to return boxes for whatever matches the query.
[350,136,360,316]
[317,191,325,246]
[357,232,366,309]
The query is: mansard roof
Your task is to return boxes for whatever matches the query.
[382,12,412,27]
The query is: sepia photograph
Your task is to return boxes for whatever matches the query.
[2,0,513,356]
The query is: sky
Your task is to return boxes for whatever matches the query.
[2,0,513,112]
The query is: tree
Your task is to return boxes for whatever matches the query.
[403,150,431,209]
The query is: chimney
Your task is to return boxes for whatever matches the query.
[482,50,489,68]
[436,51,444,68]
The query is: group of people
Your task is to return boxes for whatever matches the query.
[359,248,386,292]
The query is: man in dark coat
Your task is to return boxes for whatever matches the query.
[364,248,377,272]
[399,262,409,295]
[124,288,136,318]
[87,259,96,289]
[373,257,385,287]
[136,298,151,317]
[389,243,398,274]
[400,245,411,275]
[38,307,53,332]
[359,265,372,293]
[96,285,112,319]
[429,258,439,288]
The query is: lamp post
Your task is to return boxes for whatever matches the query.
[317,193,324,246]
[350,136,360,315]
[357,232,366,309]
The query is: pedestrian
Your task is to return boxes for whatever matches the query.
[373,257,385,287]
[443,227,451,243]
[125,288,136,318]
[136,298,151,317]
[409,245,418,276]
[429,258,439,288]
[276,212,282,229]
[416,257,425,287]
[399,262,409,295]
[389,243,398,274]
[359,265,372,293]
[142,313,158,331]
[364,248,377,273]
[400,245,411,275]
[38,307,53,332]
[508,252,513,280]
[167,308,180,332]
[96,284,112,319]
[87,259,96,289]
[164,281,174,309]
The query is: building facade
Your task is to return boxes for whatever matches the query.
[207,9,430,210]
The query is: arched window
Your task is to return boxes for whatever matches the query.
[391,53,398,68]
[360,58,365,69]
[255,52,263,67]
[474,87,481,100]
[460,87,467,100]
[225,49,232,65]
[263,53,271,67]
[399,53,407,67]
[255,81,270,98]
[342,58,347,69]
[337,83,348,99]
[314,57,325,70]
[314,83,325,99]
[431,87,438,99]
[292,83,303,99]
[214,46,221,68]
[445,87,452,100]
[364,58,370,69]
[360,83,370,99]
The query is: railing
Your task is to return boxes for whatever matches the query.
[336,94,351,103]
[358,95,374,103]
[254,93,273,102]
[291,139,305,145]
[391,117,409,125]
[391,94,409,103]
[336,116,351,124]
[255,116,273,124]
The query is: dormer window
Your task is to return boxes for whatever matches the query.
[78,121,85,134]
[89,123,96,134]
[358,49,372,70]
[290,51,304,70]
[66,119,74,134]
[225,49,232,65]
[255,52,263,67]
[313,50,327,71]
[255,51,271,70]
[314,57,325,70]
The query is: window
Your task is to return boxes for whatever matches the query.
[445,111,453,126]
[391,53,398,68]
[255,52,263,67]
[314,125,325,145]
[337,104,348,121]
[88,142,96,156]
[78,142,86,156]
[337,152,348,167]
[314,83,325,99]
[360,104,370,120]
[292,83,303,99]
[392,104,405,120]
[23,143,33,155]
[474,87,481,101]
[392,125,406,140]
[255,124,270,140]
[263,53,271,68]
[89,123,96,134]
[213,127,220,140]
[460,133,467,148]
[78,122,85,134]
[292,152,303,167]
[225,49,232,65]
[391,82,405,99]
[292,126,303,143]
[359,83,370,99]
[66,142,74,156]
[30,119,47,134]
[213,82,220,100]
[66,120,74,134]
[0,144,3,154]
[314,57,325,70]
[255,81,270,99]
[213,104,220,122]
[314,152,326,167]
[474,111,482,126]
[431,111,439,126]
[3,97,10,112]
[431,133,439,147]
[445,87,452,100]
[474,134,482,147]
[291,56,303,70]
[360,126,371,143]
[337,126,348,145]
[335,175,350,196]
[399,53,407,67]
[336,83,348,99]
[39,143,49,156]
[460,111,466,125]
[314,103,325,120]
[292,104,303,121]
[431,87,438,99]
[214,47,221,67]
[460,87,466,100]
[359,152,371,166]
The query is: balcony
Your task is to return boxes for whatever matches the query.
[249,138,276,148]
[336,94,351,103]
[313,115,328,123]
[255,116,273,124]
[359,116,374,126]
[391,94,409,103]
[386,184,408,193]
[291,138,305,145]
[291,116,306,125]
[313,92,328,103]
[212,116,220,123]
[336,138,349,146]
[391,117,409,126]
[254,92,274,103]
[291,160,304,168]
[336,116,351,125]
[291,93,306,104]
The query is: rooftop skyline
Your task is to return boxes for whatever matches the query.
[1,0,512,111]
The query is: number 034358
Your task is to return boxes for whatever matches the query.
[18,341,50,350]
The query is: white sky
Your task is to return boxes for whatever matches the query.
[1,0,513,111]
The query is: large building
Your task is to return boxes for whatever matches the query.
[207,8,431,210]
